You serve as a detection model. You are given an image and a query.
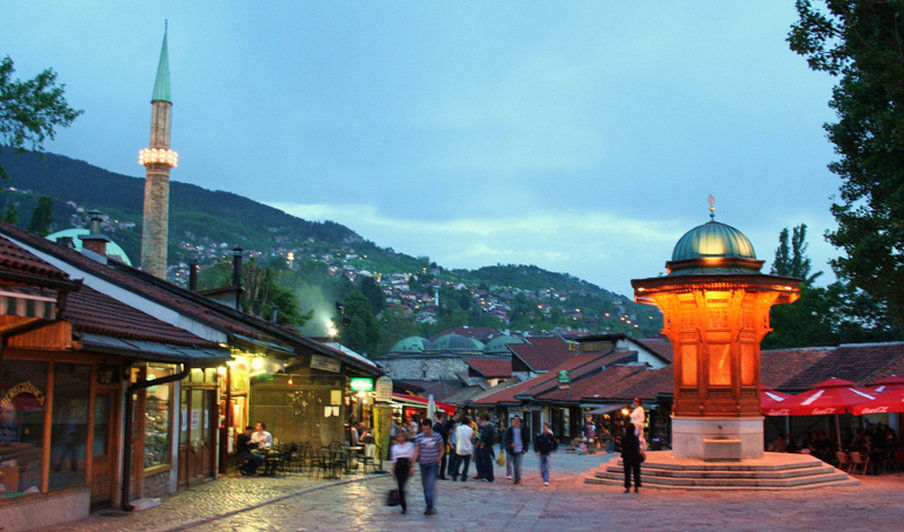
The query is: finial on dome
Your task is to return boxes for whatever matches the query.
[707,195,716,221]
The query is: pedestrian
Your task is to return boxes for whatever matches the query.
[452,415,474,481]
[498,418,513,479]
[236,425,264,475]
[502,415,529,484]
[474,414,496,482]
[390,430,415,514]
[630,397,647,451]
[433,412,450,479]
[534,422,558,486]
[413,418,444,515]
[446,415,460,478]
[620,423,642,493]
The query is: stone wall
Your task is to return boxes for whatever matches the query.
[377,356,470,381]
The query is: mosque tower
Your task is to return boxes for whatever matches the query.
[139,26,177,278]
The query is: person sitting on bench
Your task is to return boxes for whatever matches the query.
[237,425,264,475]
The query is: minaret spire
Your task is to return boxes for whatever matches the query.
[139,27,177,278]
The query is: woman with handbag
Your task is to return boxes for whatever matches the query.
[391,431,415,514]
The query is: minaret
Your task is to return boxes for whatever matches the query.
[139,26,177,278]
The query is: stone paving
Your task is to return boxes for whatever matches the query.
[41,452,904,531]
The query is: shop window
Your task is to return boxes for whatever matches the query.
[0,360,47,496]
[49,363,90,491]
[144,366,173,469]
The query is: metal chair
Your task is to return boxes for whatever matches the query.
[835,451,853,474]
[360,443,377,473]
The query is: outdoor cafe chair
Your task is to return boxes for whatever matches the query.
[849,451,871,475]
[360,443,377,473]
[835,451,853,474]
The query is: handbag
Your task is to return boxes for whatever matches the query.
[496,451,506,466]
[386,488,401,507]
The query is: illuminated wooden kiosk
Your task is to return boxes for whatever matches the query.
[586,210,859,489]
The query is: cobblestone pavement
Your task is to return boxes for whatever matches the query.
[45,452,904,532]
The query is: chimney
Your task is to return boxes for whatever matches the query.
[232,247,243,309]
[79,210,110,257]
[188,263,199,291]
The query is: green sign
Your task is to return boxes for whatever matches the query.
[350,377,374,392]
[557,370,570,384]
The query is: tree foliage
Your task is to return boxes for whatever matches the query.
[3,202,17,224]
[770,224,821,287]
[789,1,904,327]
[26,195,53,236]
[340,289,380,355]
[358,275,386,314]
[0,56,82,179]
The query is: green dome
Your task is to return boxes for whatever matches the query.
[46,228,133,266]
[482,335,525,354]
[389,336,432,354]
[671,220,755,262]
[431,333,484,351]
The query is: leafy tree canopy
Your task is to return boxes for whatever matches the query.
[789,1,904,327]
[26,195,53,236]
[0,56,82,179]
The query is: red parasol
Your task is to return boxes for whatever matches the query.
[851,388,904,416]
[868,375,904,394]
[761,387,795,416]
[775,378,876,416]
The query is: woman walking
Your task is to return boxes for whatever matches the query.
[534,422,558,486]
[391,430,415,514]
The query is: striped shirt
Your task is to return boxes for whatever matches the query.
[414,431,444,464]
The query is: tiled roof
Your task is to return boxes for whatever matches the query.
[429,326,500,343]
[464,358,512,378]
[636,338,673,363]
[532,364,648,403]
[471,375,545,405]
[0,234,69,281]
[760,347,833,390]
[65,285,215,346]
[510,336,575,371]
[775,342,904,391]
[612,366,674,401]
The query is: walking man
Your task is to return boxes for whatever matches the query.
[620,423,642,493]
[534,422,558,486]
[502,415,529,484]
[433,412,450,480]
[413,418,444,515]
[452,416,474,481]
[474,414,496,482]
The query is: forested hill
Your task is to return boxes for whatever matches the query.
[0,151,359,246]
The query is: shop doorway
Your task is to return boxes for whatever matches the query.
[179,388,217,486]
[90,389,118,508]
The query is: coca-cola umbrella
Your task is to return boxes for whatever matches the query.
[773,378,876,447]
[761,387,795,416]
[851,388,904,416]
[868,375,904,394]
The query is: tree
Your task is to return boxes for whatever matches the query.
[789,1,904,327]
[3,202,17,224]
[358,275,386,314]
[27,195,53,236]
[0,56,82,179]
[770,224,821,287]
[340,289,380,355]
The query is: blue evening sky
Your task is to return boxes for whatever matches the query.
[2,1,839,296]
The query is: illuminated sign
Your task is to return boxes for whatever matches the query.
[350,378,374,392]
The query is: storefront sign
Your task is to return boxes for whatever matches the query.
[374,376,392,402]
[0,381,45,409]
[373,404,392,461]
[557,370,571,390]
[310,354,341,373]
[350,377,374,392]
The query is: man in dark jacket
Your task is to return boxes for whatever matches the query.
[534,422,558,486]
[474,414,496,482]
[433,412,450,479]
[502,415,530,484]
[236,426,264,475]
[620,423,642,493]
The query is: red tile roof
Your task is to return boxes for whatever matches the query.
[532,364,648,403]
[472,375,546,405]
[612,366,674,402]
[510,336,575,371]
[0,234,69,281]
[66,285,215,346]
[464,358,512,378]
[776,342,904,391]
[760,347,833,390]
[636,338,673,363]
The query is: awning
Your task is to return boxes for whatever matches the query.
[80,333,230,365]
[584,404,626,415]
[390,393,455,415]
